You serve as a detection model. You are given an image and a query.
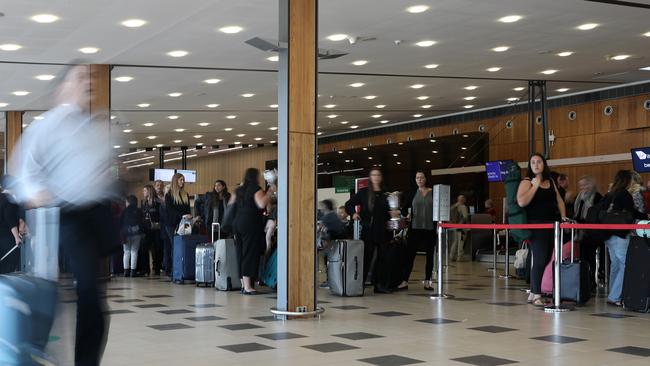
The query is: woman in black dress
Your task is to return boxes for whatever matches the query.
[229,168,276,294]
[345,168,398,294]
[141,185,162,275]
[163,173,191,276]
[517,153,567,306]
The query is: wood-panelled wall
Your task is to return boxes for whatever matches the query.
[125,146,277,197]
[319,93,650,221]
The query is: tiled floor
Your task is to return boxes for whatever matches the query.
[49,258,650,366]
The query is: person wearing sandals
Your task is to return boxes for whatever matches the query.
[399,171,435,291]
[229,168,276,295]
[517,153,568,306]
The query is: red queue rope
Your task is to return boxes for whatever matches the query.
[439,223,553,230]
[560,223,650,230]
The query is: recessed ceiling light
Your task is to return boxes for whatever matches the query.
[226,115,237,119]
[611,54,631,61]
[426,160,431,163]
[219,25,243,34]
[198,122,211,127]
[113,145,121,149]
[12,91,30,96]
[421,105,432,109]
[410,84,425,89]
[173,140,182,143]
[349,82,365,88]
[556,88,570,92]
[269,127,278,131]
[270,140,277,144]
[31,14,59,23]
[269,104,278,108]
[143,122,155,127]
[380,120,389,124]
[363,95,377,100]
[137,103,150,108]
[204,78,221,84]
[460,156,466,159]
[254,137,263,141]
[224,128,233,131]
[432,150,439,154]
[557,51,574,57]
[78,47,99,54]
[174,128,185,132]
[464,96,476,101]
[121,19,147,28]
[464,105,474,109]
[167,50,188,57]
[234,141,241,145]
[236,134,246,137]
[541,69,558,75]
[486,67,501,72]
[241,93,255,98]
[577,23,599,30]
[215,138,224,142]
[249,122,261,126]
[33,74,55,82]
[375,105,386,109]
[415,40,436,47]
[639,66,650,71]
[327,34,348,41]
[110,115,116,120]
[115,76,133,82]
[352,60,368,66]
[416,96,429,100]
[406,5,429,13]
[350,125,359,129]
[0,103,8,107]
[167,115,179,120]
[464,86,478,91]
[193,135,203,138]
[267,55,279,62]
[206,104,220,108]
[424,64,439,69]
[368,157,373,160]
[513,87,525,91]
[492,46,510,52]
[129,140,138,145]
[168,92,182,97]
[155,144,164,148]
[340,121,349,125]
[327,114,338,119]
[413,114,423,118]
[123,129,133,133]
[371,114,382,118]
[324,104,336,108]
[431,139,437,142]
[498,15,522,23]
[643,31,650,37]
[34,116,44,120]
[146,136,157,140]
[0,44,22,51]
[507,97,520,102]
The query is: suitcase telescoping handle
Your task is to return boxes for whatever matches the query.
[0,244,19,262]
[212,222,221,243]
[561,219,577,262]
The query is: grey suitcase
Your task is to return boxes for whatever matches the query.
[327,240,364,297]
[195,224,219,287]
[215,223,240,291]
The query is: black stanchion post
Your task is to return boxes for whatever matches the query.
[545,221,573,313]
[488,228,497,273]
[500,229,514,279]
[431,223,453,300]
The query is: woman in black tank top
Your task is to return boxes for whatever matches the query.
[517,153,567,306]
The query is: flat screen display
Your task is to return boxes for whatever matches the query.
[154,169,175,182]
[177,169,197,183]
[485,160,514,182]
[631,147,650,173]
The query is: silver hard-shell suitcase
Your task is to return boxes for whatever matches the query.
[195,223,220,286]
[214,223,240,291]
[327,240,364,297]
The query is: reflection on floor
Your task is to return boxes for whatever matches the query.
[50,258,650,366]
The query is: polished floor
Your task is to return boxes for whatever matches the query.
[49,258,650,366]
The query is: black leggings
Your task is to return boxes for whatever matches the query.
[529,228,553,294]
[403,229,435,281]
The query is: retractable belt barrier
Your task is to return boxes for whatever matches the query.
[432,222,650,312]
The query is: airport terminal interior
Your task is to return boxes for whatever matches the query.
[2,1,650,365]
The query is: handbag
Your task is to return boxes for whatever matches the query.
[598,194,634,226]
[176,218,193,236]
[514,241,529,270]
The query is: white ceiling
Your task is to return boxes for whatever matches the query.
[1,0,650,167]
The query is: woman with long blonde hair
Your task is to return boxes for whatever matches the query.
[162,173,192,276]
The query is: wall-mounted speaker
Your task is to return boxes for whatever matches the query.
[568,111,577,121]
[505,120,513,129]
[407,136,413,142]
[478,124,486,132]
[644,100,650,111]
[603,105,614,116]
[429,132,435,138]
[535,116,543,125]
[452,128,459,135]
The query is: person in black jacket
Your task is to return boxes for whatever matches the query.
[345,168,399,294]
[141,185,162,275]
[120,195,144,277]
[0,176,22,274]
[602,170,646,306]
[163,173,192,276]
[204,180,231,234]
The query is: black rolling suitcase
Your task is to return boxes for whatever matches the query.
[622,236,650,313]
[559,231,591,305]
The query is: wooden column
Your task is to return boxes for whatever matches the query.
[276,0,317,315]
[4,111,23,174]
[89,64,111,125]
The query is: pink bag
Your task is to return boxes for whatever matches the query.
[540,241,578,294]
